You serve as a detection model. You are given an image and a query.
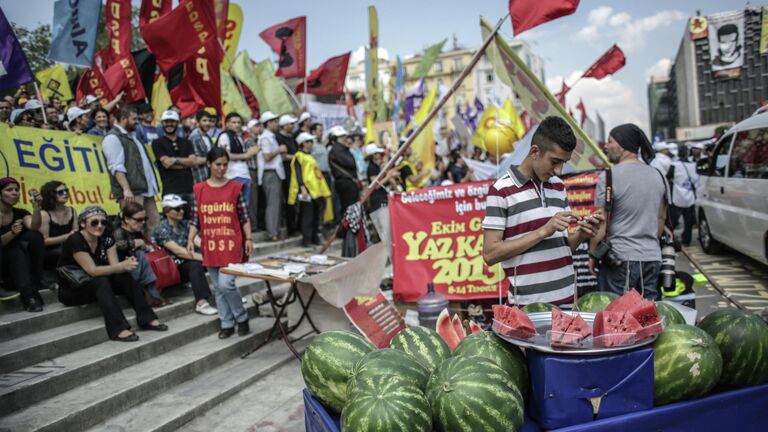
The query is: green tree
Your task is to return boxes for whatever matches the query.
[11,22,53,73]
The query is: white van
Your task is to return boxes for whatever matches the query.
[695,110,768,265]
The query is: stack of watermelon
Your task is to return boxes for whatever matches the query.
[492,304,537,339]
[593,289,663,347]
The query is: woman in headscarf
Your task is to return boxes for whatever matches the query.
[0,177,46,311]
[57,205,168,341]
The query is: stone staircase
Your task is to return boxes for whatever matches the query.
[0,233,326,431]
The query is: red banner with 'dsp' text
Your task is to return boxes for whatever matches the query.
[390,181,509,302]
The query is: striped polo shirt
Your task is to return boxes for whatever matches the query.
[483,165,574,305]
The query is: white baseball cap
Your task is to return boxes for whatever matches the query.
[160,110,180,122]
[298,112,311,123]
[246,118,260,130]
[692,142,706,150]
[296,132,315,144]
[66,107,91,123]
[653,141,670,152]
[84,94,99,105]
[365,143,385,156]
[667,142,679,156]
[24,99,43,110]
[260,111,278,123]
[160,194,187,209]
[279,114,297,126]
[329,125,348,137]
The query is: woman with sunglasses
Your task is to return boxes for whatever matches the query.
[0,177,46,311]
[57,206,167,342]
[153,194,217,315]
[188,147,252,339]
[39,181,78,272]
[113,201,168,307]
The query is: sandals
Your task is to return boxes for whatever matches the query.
[140,322,169,332]
[112,332,139,342]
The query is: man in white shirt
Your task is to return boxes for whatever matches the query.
[257,112,288,241]
[102,105,161,234]
[669,146,700,246]
[216,112,259,205]
[650,141,672,176]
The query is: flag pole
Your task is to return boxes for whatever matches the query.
[33,82,48,124]
[319,12,510,253]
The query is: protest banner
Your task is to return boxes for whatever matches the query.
[561,170,601,293]
[389,181,509,302]
[0,124,163,214]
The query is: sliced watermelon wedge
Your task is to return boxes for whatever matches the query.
[550,309,591,347]
[593,310,643,347]
[468,320,483,334]
[493,304,536,339]
[605,289,643,312]
[436,308,462,350]
[451,314,466,341]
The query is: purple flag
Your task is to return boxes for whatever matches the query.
[403,78,425,125]
[0,9,34,93]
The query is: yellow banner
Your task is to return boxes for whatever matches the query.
[480,17,609,169]
[35,65,73,102]
[222,3,243,69]
[367,6,380,119]
[0,124,163,214]
[761,6,768,55]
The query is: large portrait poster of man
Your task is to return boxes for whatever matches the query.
[708,9,745,77]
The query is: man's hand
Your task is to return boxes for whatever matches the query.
[122,189,135,202]
[538,211,575,238]
[575,212,604,239]
[588,257,598,276]
[246,145,260,157]
[244,238,253,256]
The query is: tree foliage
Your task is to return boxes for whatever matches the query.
[11,22,53,73]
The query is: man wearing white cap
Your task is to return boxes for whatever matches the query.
[294,112,312,139]
[690,142,705,162]
[328,125,360,214]
[257,112,288,241]
[66,106,91,133]
[244,118,263,228]
[277,114,300,236]
[151,110,202,211]
[217,112,260,207]
[650,141,672,176]
[365,143,397,211]
[24,99,45,126]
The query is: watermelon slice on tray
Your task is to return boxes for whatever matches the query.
[550,308,592,348]
[593,310,643,347]
[492,304,537,339]
[436,309,463,350]
[603,289,664,342]
[605,288,643,313]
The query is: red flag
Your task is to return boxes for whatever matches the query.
[295,52,351,96]
[93,48,112,72]
[582,44,626,80]
[106,0,132,65]
[141,0,217,73]
[508,0,580,36]
[139,0,172,28]
[577,99,587,127]
[213,0,229,42]
[170,79,206,118]
[555,80,569,106]
[259,16,307,78]
[104,55,147,103]
[76,68,115,106]
[183,39,223,114]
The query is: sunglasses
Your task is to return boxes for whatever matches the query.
[56,188,69,196]
[130,216,148,223]
[89,219,108,227]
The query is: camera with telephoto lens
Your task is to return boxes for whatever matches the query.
[660,234,677,293]
[589,240,623,269]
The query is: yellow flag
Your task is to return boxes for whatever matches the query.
[35,65,73,102]
[365,114,376,144]
[221,68,252,119]
[367,6,379,118]
[502,99,526,140]
[221,3,243,69]
[407,85,438,188]
[152,74,173,124]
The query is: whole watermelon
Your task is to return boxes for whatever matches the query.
[342,374,432,432]
[348,348,430,394]
[453,331,529,395]
[389,326,450,373]
[427,355,524,431]
[698,309,768,390]
[576,291,619,312]
[656,302,686,325]
[301,330,375,413]
[522,302,558,313]
[652,324,722,405]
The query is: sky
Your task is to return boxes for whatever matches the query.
[0,0,752,134]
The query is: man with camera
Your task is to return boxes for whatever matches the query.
[589,124,669,299]
[482,117,603,306]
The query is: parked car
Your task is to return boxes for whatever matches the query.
[695,109,768,265]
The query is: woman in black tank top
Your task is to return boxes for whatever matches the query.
[40,181,78,270]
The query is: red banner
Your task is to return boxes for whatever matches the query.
[106,0,132,65]
[343,291,406,348]
[259,16,306,78]
[104,55,146,103]
[562,170,601,292]
[185,39,223,113]
[139,0,172,27]
[213,0,229,42]
[389,181,509,302]
[76,68,114,106]
[295,52,351,96]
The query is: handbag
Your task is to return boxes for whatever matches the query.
[57,265,93,288]
[143,237,181,290]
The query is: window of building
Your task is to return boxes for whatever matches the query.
[454,58,463,71]
[711,134,733,177]
[433,61,443,73]
[728,128,768,179]
[486,73,494,83]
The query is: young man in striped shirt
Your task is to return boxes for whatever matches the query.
[482,116,603,305]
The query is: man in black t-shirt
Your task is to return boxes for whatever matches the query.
[151,110,204,213]
[276,114,299,236]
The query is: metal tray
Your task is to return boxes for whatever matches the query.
[492,311,661,355]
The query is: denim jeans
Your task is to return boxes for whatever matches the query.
[233,177,251,206]
[598,260,662,300]
[206,267,248,329]
[132,250,161,300]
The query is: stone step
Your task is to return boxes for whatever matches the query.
[0,317,278,432]
[86,338,311,432]
[0,284,289,417]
